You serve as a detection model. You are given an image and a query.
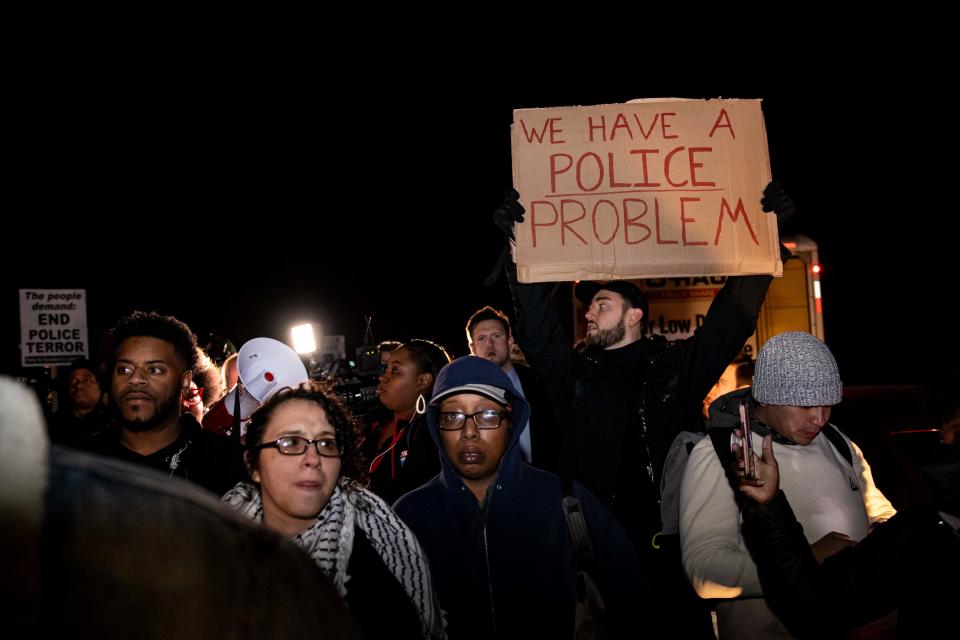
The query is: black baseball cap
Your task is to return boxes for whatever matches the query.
[575,281,649,319]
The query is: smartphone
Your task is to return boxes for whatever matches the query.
[738,400,755,480]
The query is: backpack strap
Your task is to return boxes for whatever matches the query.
[561,476,595,570]
[707,428,740,488]
[746,419,854,467]
[561,477,607,631]
[708,424,855,493]
[820,424,853,467]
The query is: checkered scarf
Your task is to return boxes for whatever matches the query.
[223,479,444,639]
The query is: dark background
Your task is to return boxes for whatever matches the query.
[4,59,956,397]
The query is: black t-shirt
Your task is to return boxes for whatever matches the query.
[77,415,247,496]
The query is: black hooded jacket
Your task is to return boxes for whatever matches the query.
[394,356,658,639]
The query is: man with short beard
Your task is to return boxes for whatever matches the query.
[79,311,245,495]
[496,182,797,639]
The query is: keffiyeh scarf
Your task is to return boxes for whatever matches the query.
[223,479,444,639]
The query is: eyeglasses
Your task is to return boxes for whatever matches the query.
[182,387,204,406]
[253,436,341,458]
[437,409,510,431]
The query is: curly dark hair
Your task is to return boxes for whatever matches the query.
[108,311,199,374]
[244,382,366,483]
[192,348,226,407]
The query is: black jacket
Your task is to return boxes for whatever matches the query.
[366,414,440,505]
[507,253,784,548]
[77,414,247,496]
[741,491,959,638]
[513,362,563,472]
[343,524,423,640]
[48,405,108,446]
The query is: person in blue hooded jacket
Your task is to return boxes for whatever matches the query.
[393,356,660,639]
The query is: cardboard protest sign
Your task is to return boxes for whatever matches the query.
[511,98,782,283]
[19,289,89,366]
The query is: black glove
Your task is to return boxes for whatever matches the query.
[492,187,525,241]
[761,181,796,225]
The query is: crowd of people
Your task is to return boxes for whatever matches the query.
[4,183,957,639]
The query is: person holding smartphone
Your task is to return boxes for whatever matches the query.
[678,332,896,639]
[732,431,959,637]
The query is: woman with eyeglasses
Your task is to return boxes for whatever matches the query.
[181,349,225,421]
[222,382,445,640]
[394,357,660,638]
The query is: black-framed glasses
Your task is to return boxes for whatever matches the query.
[437,409,510,431]
[253,436,341,458]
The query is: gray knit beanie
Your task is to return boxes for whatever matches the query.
[752,332,842,406]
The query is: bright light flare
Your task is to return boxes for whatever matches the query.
[291,323,317,354]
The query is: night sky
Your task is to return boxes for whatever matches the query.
[4,61,956,391]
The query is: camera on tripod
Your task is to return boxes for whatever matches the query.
[311,345,382,416]
[292,316,387,418]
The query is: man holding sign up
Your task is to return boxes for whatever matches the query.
[494,98,795,636]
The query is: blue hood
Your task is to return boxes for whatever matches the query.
[425,356,530,495]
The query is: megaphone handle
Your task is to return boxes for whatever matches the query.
[232,384,242,442]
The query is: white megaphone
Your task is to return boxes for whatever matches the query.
[202,337,309,438]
